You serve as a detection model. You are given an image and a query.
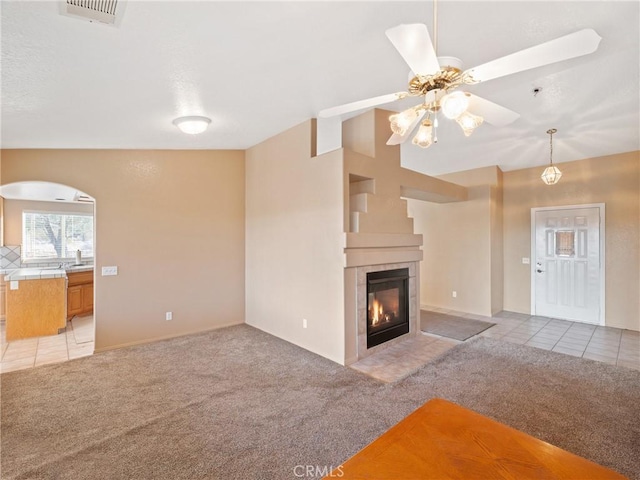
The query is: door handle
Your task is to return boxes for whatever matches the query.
[537,269,544,273]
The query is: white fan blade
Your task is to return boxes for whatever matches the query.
[385,24,440,76]
[466,29,602,83]
[386,110,426,146]
[318,92,406,118]
[466,93,520,127]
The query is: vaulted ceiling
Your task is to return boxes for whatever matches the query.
[2,1,638,176]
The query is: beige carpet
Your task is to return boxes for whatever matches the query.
[2,324,638,479]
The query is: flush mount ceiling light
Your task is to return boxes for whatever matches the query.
[318,0,601,150]
[541,128,562,185]
[172,116,211,135]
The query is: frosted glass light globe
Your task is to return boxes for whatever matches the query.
[173,116,211,135]
[441,91,469,119]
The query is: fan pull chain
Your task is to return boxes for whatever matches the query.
[433,110,439,143]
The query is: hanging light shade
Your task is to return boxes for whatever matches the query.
[412,120,433,148]
[541,165,563,185]
[389,108,419,136]
[541,128,562,185]
[441,91,469,119]
[455,110,483,136]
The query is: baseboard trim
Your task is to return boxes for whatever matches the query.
[94,320,244,353]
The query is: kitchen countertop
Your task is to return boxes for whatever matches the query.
[4,265,94,281]
[65,265,94,274]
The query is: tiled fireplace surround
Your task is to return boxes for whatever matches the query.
[343,232,423,366]
[354,261,418,362]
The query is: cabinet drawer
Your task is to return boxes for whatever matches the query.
[67,271,93,286]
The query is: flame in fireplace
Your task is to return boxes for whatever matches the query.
[370,299,384,326]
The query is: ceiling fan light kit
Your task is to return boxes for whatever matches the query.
[541,128,562,185]
[390,108,420,136]
[441,91,469,120]
[412,120,434,148]
[172,115,211,135]
[456,110,484,137]
[318,0,601,154]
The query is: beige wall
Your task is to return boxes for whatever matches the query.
[410,152,639,331]
[1,149,246,350]
[503,151,640,330]
[408,186,493,316]
[407,166,503,316]
[245,120,346,364]
[4,199,93,248]
[490,171,504,314]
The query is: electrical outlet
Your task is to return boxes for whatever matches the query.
[302,318,308,329]
[166,312,172,321]
[452,291,457,298]
[522,257,530,264]
[102,266,118,276]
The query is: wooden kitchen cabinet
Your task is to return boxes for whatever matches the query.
[67,270,93,320]
[6,277,66,340]
[0,277,6,322]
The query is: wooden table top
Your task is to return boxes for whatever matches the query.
[325,398,627,480]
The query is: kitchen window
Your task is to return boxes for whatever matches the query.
[22,211,94,261]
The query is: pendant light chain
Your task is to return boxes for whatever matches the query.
[547,128,557,165]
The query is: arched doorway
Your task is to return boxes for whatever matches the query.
[0,181,96,372]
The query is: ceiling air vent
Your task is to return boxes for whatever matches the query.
[62,0,126,26]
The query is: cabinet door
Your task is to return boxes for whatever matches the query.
[68,285,83,317]
[82,283,94,312]
[0,280,6,321]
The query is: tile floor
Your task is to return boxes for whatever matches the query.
[350,334,459,383]
[351,308,640,382]
[0,314,95,374]
[479,310,640,370]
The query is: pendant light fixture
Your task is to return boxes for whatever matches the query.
[540,128,562,185]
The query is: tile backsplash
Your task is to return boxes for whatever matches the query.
[1,246,94,270]
[1,246,22,269]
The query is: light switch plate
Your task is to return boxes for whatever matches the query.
[102,266,118,276]
[522,257,530,264]
[10,280,19,290]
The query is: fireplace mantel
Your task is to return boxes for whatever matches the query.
[344,232,423,268]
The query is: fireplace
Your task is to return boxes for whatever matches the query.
[367,268,410,348]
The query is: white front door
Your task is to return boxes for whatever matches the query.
[533,206,603,324]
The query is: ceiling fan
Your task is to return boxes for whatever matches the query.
[318,3,601,149]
